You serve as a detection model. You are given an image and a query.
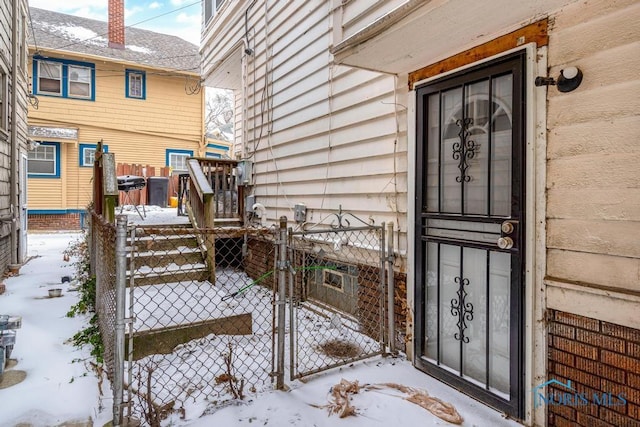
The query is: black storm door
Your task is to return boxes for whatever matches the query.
[415,51,526,418]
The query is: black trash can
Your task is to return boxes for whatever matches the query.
[147,176,169,207]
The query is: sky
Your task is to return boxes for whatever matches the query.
[28,0,202,46]
[0,208,521,426]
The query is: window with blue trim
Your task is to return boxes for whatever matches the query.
[28,142,60,178]
[126,69,146,99]
[79,143,108,167]
[166,149,193,173]
[33,57,95,100]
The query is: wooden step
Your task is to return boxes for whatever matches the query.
[127,249,204,270]
[129,234,200,252]
[126,313,252,360]
[127,268,210,287]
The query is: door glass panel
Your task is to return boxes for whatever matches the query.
[489,251,510,395]
[441,87,462,213]
[491,74,513,216]
[463,80,489,215]
[462,247,487,385]
[439,244,460,372]
[426,94,440,212]
[425,242,439,360]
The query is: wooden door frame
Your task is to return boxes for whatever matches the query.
[406,40,548,424]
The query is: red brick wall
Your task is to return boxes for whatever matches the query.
[393,272,408,350]
[244,235,276,290]
[28,213,82,231]
[547,310,640,426]
[357,267,407,351]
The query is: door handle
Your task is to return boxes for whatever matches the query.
[498,220,518,250]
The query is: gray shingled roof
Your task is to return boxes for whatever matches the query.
[28,7,200,74]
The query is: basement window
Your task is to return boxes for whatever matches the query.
[323,269,345,292]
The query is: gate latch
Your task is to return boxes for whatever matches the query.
[277,260,296,275]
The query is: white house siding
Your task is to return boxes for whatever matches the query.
[545,0,640,296]
[339,0,408,39]
[202,0,408,253]
[327,0,640,424]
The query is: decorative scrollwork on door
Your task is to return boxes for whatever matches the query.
[450,276,474,343]
[452,118,478,183]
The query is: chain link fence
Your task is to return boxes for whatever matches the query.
[288,223,387,379]
[124,226,276,425]
[90,211,122,424]
[90,213,118,386]
[93,211,393,425]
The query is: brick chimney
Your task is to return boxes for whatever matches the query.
[108,0,125,49]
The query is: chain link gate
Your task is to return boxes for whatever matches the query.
[287,213,387,380]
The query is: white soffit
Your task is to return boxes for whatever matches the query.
[332,0,575,74]
[204,47,242,90]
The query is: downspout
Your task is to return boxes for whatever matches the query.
[10,0,19,265]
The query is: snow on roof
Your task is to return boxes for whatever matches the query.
[29,7,198,73]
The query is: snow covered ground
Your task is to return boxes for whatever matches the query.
[0,209,523,426]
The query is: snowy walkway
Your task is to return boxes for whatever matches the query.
[0,209,523,426]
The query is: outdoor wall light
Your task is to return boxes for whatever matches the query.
[535,66,583,92]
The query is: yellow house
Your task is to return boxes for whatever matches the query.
[26,2,210,230]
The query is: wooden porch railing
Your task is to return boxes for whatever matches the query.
[184,157,244,284]
[184,157,244,228]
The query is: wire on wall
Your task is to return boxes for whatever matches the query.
[263,1,292,217]
[184,75,202,95]
[27,5,40,56]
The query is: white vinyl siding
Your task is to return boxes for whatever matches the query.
[202,1,408,237]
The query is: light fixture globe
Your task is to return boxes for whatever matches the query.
[556,67,583,92]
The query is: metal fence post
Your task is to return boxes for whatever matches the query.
[386,222,396,353]
[276,216,287,390]
[113,215,127,426]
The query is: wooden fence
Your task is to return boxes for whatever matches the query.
[116,163,180,207]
